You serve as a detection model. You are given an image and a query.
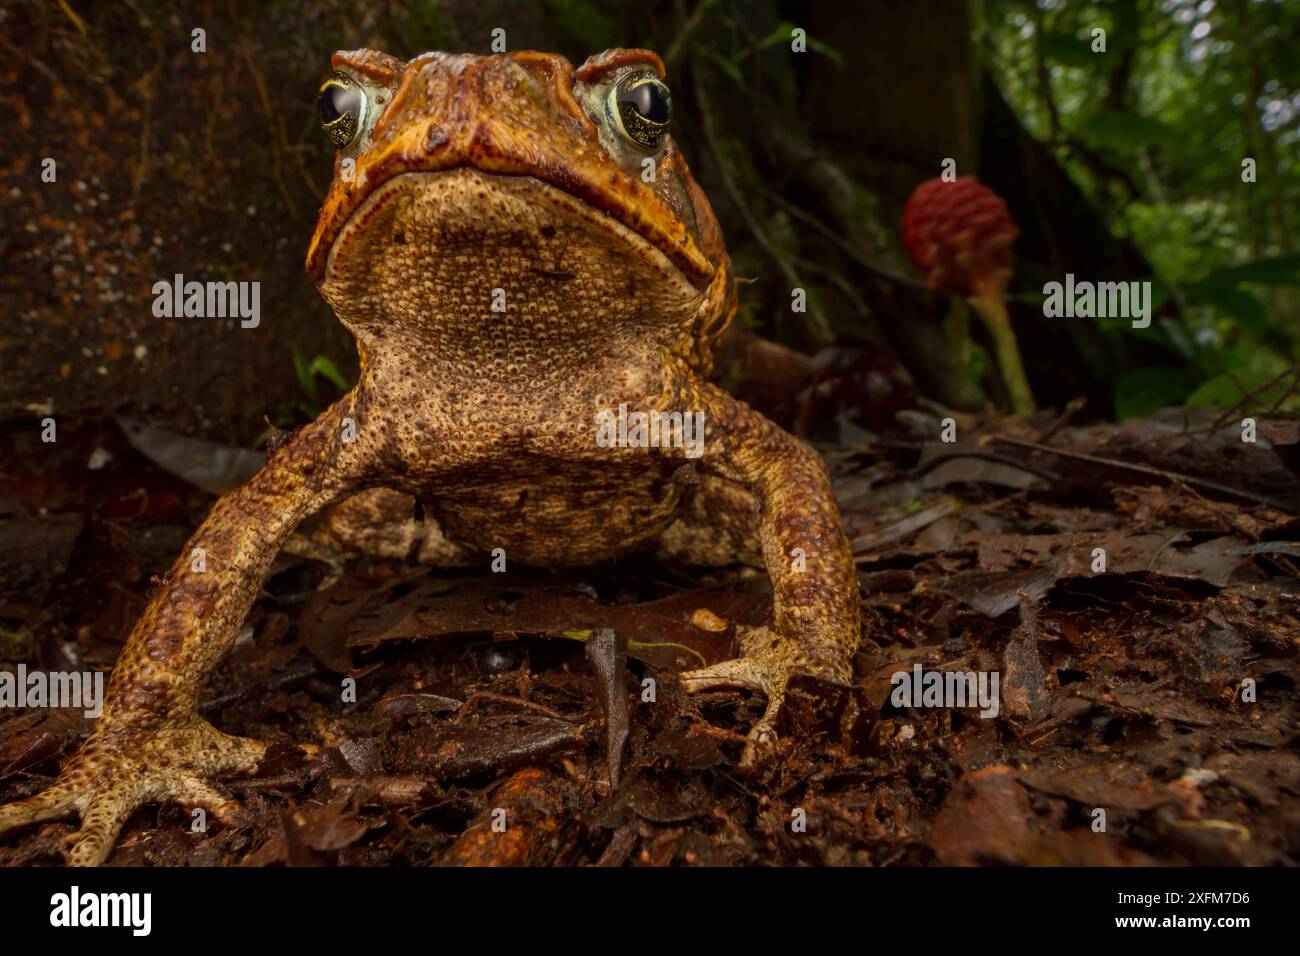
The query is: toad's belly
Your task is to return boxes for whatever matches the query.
[428,458,685,566]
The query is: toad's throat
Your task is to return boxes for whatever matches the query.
[317,168,703,356]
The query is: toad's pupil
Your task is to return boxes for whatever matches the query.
[318,84,359,125]
[619,81,669,125]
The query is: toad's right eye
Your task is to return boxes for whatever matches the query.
[317,72,367,148]
[607,71,671,151]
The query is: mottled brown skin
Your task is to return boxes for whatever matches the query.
[0,49,860,865]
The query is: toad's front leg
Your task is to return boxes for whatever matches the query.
[0,398,370,865]
[680,383,861,766]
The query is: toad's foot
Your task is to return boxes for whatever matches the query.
[0,718,266,866]
[681,624,832,769]
[0,397,365,866]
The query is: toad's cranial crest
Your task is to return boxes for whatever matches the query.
[0,48,862,866]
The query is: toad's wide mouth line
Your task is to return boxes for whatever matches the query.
[308,164,714,290]
[316,167,709,294]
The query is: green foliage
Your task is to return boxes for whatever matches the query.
[277,346,353,426]
[1185,348,1295,407]
[696,13,843,94]
[1038,30,1095,67]
[980,0,1299,418]
[1082,109,1173,149]
[404,0,446,49]
[1113,366,1199,420]
[292,347,351,403]
[752,21,843,65]
[543,0,620,56]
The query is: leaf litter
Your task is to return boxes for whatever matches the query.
[0,409,1296,866]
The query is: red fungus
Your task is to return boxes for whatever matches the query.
[901,176,1034,414]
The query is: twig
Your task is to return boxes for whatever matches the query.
[0,34,61,89]
[1036,396,1086,443]
[692,65,834,349]
[852,499,958,556]
[685,720,751,747]
[989,434,1294,511]
[456,692,575,723]
[665,0,716,76]
[766,187,924,289]
[56,0,88,36]
[129,65,158,211]
[230,771,317,792]
[908,452,1058,483]
[237,35,298,219]
[794,256,873,321]
[1207,366,1300,430]
[1033,5,1062,142]
[199,662,320,714]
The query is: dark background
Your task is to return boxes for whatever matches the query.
[4,0,1296,443]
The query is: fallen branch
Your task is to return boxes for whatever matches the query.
[989,434,1294,511]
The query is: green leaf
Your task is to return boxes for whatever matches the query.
[291,347,352,404]
[1113,367,1199,420]
[1146,278,1172,314]
[1187,282,1269,332]
[542,0,618,55]
[1039,30,1096,67]
[1083,109,1171,149]
[805,36,844,65]
[706,50,745,88]
[1184,373,1249,408]
[751,23,843,64]
[1186,349,1295,408]
[305,355,351,393]
[1199,255,1300,287]
[755,21,797,51]
[291,346,317,403]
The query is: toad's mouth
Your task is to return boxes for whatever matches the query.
[316,168,705,336]
[308,156,714,291]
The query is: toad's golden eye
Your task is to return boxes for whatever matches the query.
[607,71,671,150]
[317,71,367,148]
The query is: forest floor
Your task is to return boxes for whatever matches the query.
[1,405,1298,866]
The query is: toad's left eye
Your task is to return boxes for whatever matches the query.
[317,71,367,148]
[607,72,671,150]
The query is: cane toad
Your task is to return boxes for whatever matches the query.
[0,48,861,865]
